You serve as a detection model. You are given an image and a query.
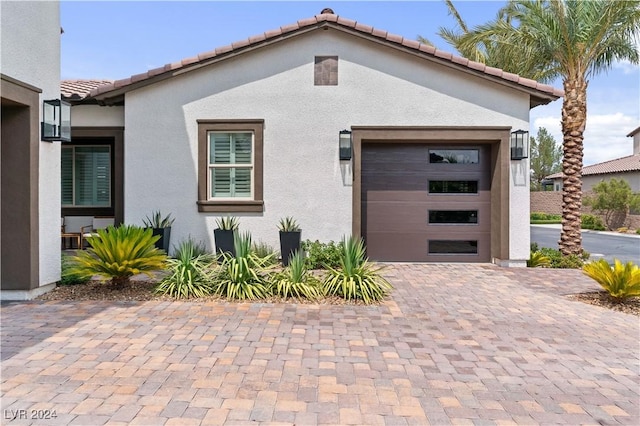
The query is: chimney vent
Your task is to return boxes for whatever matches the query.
[320,8,335,14]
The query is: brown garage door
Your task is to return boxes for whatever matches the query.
[362,143,491,262]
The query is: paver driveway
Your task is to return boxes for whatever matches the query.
[1,264,638,425]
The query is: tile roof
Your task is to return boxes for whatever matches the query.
[61,79,113,100]
[90,12,563,104]
[546,154,640,179]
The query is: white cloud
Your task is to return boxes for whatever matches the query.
[613,59,640,75]
[531,112,637,166]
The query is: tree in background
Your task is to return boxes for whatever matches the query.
[437,0,640,257]
[584,179,640,230]
[530,127,562,191]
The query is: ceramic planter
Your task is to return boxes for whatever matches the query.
[214,228,236,256]
[279,230,301,266]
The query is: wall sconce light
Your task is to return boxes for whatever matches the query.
[41,99,71,142]
[510,129,529,160]
[339,129,352,161]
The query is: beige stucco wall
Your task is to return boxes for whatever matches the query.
[70,104,124,127]
[1,1,62,292]
[123,29,533,263]
[552,172,640,193]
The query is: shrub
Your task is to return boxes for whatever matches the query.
[212,232,274,300]
[60,253,89,286]
[303,239,343,269]
[581,214,605,231]
[537,247,586,269]
[68,225,167,287]
[527,251,551,268]
[156,239,215,298]
[322,236,392,304]
[270,251,321,300]
[583,259,640,301]
[530,212,561,221]
[584,178,640,230]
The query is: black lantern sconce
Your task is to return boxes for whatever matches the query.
[339,129,352,161]
[510,129,529,160]
[41,99,71,142]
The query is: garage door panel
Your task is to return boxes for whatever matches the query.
[362,143,491,262]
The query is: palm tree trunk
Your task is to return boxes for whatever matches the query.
[559,76,587,256]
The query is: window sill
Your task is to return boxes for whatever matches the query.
[197,200,264,213]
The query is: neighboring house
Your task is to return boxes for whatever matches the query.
[64,10,561,266]
[1,2,64,299]
[546,129,640,192]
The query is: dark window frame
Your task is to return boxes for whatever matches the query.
[197,119,264,213]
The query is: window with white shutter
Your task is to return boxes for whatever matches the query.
[60,146,111,207]
[197,120,264,213]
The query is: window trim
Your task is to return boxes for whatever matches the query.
[61,144,112,208]
[197,119,264,213]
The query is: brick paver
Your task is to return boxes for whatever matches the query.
[1,264,638,425]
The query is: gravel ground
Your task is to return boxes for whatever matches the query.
[36,277,639,315]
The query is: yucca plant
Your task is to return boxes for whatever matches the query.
[323,236,392,304]
[68,225,167,288]
[142,211,175,228]
[583,259,640,302]
[270,251,321,300]
[527,251,551,268]
[215,216,239,231]
[278,216,300,232]
[212,231,274,300]
[155,239,215,299]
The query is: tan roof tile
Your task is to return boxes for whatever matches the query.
[89,11,563,102]
[547,154,640,179]
[60,79,113,100]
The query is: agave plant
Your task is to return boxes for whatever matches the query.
[142,211,175,228]
[68,225,167,287]
[212,231,274,300]
[215,216,239,231]
[270,251,321,300]
[527,251,551,268]
[322,236,392,304]
[583,259,640,302]
[156,238,215,299]
[278,216,300,232]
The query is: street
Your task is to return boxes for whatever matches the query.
[531,225,640,264]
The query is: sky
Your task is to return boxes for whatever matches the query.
[60,0,640,166]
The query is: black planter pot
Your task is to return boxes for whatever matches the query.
[214,229,236,256]
[150,227,171,253]
[279,230,301,266]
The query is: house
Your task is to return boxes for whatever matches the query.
[1,1,64,300]
[63,10,561,266]
[546,128,640,192]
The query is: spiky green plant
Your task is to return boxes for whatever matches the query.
[155,238,215,298]
[278,216,300,232]
[173,236,209,260]
[142,211,175,228]
[527,251,551,268]
[583,259,640,302]
[215,216,239,230]
[212,231,274,300]
[270,251,321,300]
[68,225,167,287]
[252,241,279,266]
[322,236,392,304]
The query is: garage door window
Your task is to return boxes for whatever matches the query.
[429,240,478,254]
[429,210,478,224]
[429,149,479,164]
[429,180,478,194]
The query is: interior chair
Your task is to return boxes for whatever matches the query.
[81,217,115,248]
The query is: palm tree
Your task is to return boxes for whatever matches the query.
[449,0,640,256]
